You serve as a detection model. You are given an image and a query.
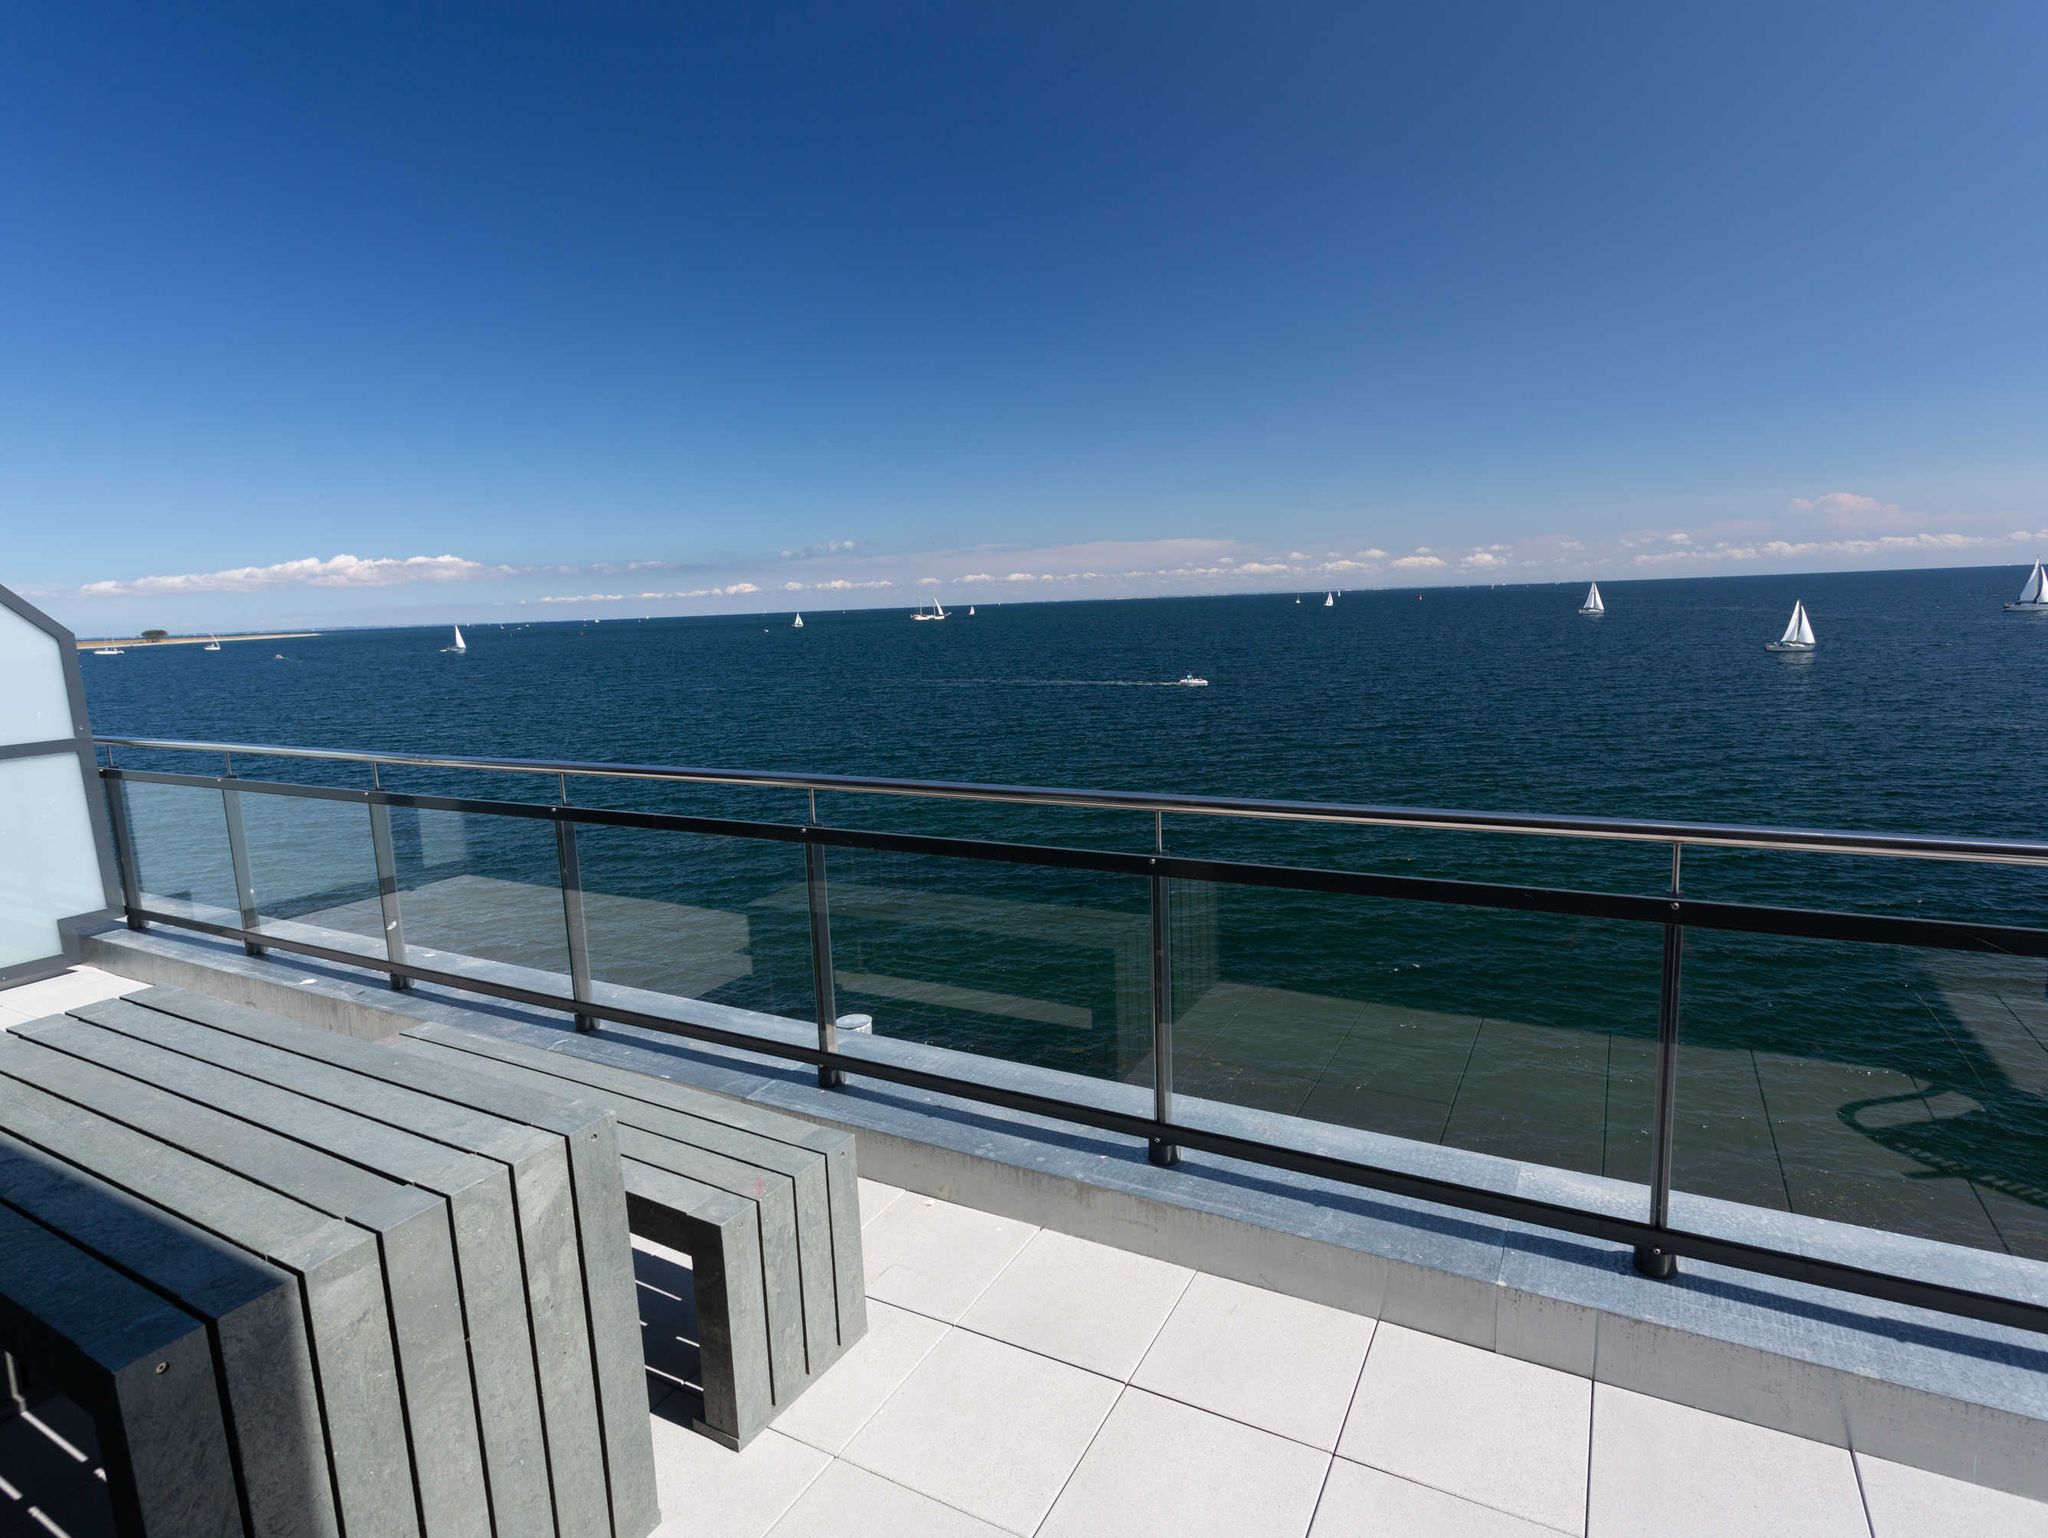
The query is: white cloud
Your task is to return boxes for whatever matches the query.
[1460,550,1506,569]
[536,579,759,604]
[1788,492,1900,529]
[779,539,859,558]
[1390,553,1447,570]
[76,553,513,597]
[1003,572,1037,582]
[1237,561,1292,574]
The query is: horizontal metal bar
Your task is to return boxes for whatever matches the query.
[114,900,2048,1337]
[101,767,2048,957]
[92,736,2048,867]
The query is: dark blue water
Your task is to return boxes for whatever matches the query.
[84,568,2048,1258]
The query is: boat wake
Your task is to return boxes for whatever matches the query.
[935,678,1197,689]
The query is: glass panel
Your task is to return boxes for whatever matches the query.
[0,600,72,747]
[1168,881,1662,1185]
[238,792,384,959]
[0,753,108,968]
[386,807,569,982]
[1677,932,2048,1260]
[824,848,1152,1088]
[575,825,815,1019]
[122,779,236,925]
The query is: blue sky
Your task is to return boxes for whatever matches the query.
[5,2,2046,631]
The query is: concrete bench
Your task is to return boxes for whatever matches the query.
[0,986,659,1538]
[396,1022,867,1451]
[0,1200,243,1537]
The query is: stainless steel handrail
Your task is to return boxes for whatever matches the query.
[93,736,2048,867]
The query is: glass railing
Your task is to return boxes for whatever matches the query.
[92,735,2048,1335]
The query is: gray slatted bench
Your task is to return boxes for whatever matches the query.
[0,986,659,1538]
[0,1200,243,1538]
[0,1131,334,1538]
[396,1022,867,1451]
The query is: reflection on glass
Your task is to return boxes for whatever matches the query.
[122,780,236,924]
[385,807,570,982]
[1166,881,1661,1181]
[574,824,815,1018]
[238,793,383,957]
[824,849,1151,1086]
[1678,932,2048,1260]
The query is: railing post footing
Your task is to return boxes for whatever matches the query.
[819,1066,845,1090]
[1148,1139,1179,1168]
[1633,1245,1677,1279]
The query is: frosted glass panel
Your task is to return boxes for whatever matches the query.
[0,603,73,747]
[0,752,109,968]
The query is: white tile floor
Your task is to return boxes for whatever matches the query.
[647,1183,2048,1538]
[0,965,141,1030]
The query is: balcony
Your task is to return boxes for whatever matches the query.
[3,594,2047,1534]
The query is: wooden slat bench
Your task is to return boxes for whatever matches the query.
[396,1022,868,1451]
[0,986,659,1538]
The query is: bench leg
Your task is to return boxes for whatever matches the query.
[627,1197,773,1450]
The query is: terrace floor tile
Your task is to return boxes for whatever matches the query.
[1132,1272,1375,1451]
[1338,1322,1591,1535]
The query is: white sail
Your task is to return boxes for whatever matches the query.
[2021,563,2046,604]
[451,625,466,652]
[792,613,804,628]
[1324,591,1334,606]
[1775,602,1815,647]
[934,599,946,618]
[1582,583,1603,613]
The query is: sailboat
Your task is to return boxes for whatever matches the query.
[203,634,221,651]
[912,597,948,621]
[2005,561,2048,613]
[1295,595,1302,604]
[792,613,804,628]
[1764,601,1817,653]
[1578,583,1605,617]
[967,606,976,616]
[443,626,467,654]
[1323,591,1334,607]
[91,646,124,656]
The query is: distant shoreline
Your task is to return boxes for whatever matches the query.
[75,632,321,649]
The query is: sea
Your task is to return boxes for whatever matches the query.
[82,565,2048,1257]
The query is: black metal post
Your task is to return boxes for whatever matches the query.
[219,776,264,958]
[1148,827,1178,1166]
[554,811,597,1032]
[1635,842,1684,1279]
[806,837,843,1089]
[102,771,145,931]
[367,802,412,991]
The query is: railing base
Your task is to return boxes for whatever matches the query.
[818,1066,845,1090]
[1633,1244,1678,1279]
[1148,1139,1179,1168]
